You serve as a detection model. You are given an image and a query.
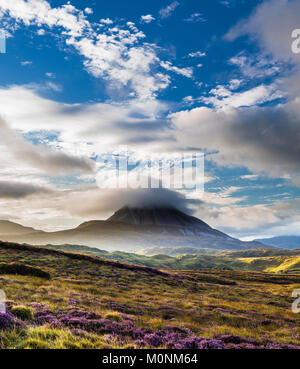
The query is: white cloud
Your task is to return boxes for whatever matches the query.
[0,116,95,175]
[229,52,280,79]
[20,61,32,66]
[1,83,298,180]
[225,0,300,62]
[240,174,259,180]
[140,14,155,24]
[45,81,62,92]
[45,72,55,78]
[159,1,180,19]
[226,0,300,99]
[0,85,170,155]
[202,83,282,109]
[84,7,93,15]
[188,51,206,58]
[0,0,90,37]
[0,0,187,100]
[100,18,113,25]
[184,13,206,23]
[160,61,193,78]
[219,1,230,7]
[183,96,195,105]
[170,100,300,178]
[228,79,242,90]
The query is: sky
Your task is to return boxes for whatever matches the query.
[0,0,299,240]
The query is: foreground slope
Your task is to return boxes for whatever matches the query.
[0,241,299,349]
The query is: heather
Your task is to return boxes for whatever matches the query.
[0,243,299,349]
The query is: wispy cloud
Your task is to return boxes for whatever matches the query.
[184,13,206,23]
[159,1,180,19]
[160,61,193,78]
[20,61,32,66]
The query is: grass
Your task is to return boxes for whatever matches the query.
[0,241,299,349]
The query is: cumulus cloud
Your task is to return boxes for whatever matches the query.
[170,102,300,178]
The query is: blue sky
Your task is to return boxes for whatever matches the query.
[0,0,299,239]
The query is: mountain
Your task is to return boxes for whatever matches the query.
[108,206,231,237]
[0,206,266,253]
[0,220,40,235]
[255,236,300,250]
[109,206,215,228]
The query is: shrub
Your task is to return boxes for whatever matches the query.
[0,312,23,330]
[0,262,50,279]
[11,306,34,321]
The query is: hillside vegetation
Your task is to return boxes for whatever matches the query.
[0,241,299,349]
[37,244,300,274]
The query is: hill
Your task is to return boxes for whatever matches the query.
[0,220,40,235]
[35,244,300,274]
[0,240,299,349]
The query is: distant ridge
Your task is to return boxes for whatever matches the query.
[0,220,40,235]
[255,236,300,250]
